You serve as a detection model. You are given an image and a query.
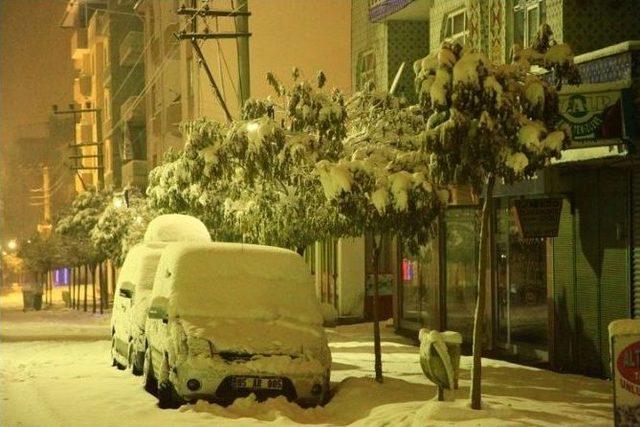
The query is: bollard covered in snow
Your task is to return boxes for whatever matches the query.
[419,328,462,401]
[609,319,640,427]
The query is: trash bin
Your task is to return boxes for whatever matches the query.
[419,328,463,401]
[33,292,43,310]
[22,290,35,312]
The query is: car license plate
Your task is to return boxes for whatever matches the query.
[232,376,283,391]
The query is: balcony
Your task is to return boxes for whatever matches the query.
[71,28,89,59]
[120,31,144,66]
[120,96,145,125]
[73,74,92,100]
[369,0,431,23]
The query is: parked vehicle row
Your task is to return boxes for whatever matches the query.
[111,214,331,409]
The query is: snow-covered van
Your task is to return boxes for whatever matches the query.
[143,242,331,408]
[110,215,211,374]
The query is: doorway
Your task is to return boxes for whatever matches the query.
[494,199,549,362]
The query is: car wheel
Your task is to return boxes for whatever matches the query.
[143,347,158,396]
[131,350,144,376]
[111,336,125,370]
[158,379,184,409]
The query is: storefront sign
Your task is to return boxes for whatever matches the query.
[513,198,563,238]
[559,84,631,148]
[610,319,640,426]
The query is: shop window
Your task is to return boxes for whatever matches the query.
[400,236,439,329]
[513,0,542,48]
[444,9,467,45]
[356,50,376,90]
[445,208,479,341]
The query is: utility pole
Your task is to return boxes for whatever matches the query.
[52,103,103,190]
[175,1,252,122]
[233,0,250,108]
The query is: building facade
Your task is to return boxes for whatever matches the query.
[61,0,145,191]
[351,0,640,378]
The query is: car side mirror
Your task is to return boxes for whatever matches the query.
[119,282,134,299]
[148,296,169,321]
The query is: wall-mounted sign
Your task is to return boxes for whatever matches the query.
[610,319,640,426]
[513,197,563,238]
[559,82,632,149]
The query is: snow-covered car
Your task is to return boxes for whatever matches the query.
[143,242,331,408]
[110,214,211,374]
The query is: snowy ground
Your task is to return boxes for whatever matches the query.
[1,290,613,426]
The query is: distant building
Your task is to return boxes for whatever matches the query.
[345,0,640,379]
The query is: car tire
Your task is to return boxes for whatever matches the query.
[111,336,125,370]
[143,347,158,396]
[158,379,184,409]
[128,343,143,376]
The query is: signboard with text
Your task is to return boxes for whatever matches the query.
[513,198,563,238]
[610,320,640,426]
[559,86,631,148]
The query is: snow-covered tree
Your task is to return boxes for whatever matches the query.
[315,87,443,383]
[147,70,347,253]
[413,25,580,409]
[18,234,62,280]
[56,188,111,312]
[91,188,156,267]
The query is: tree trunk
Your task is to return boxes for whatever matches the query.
[74,266,79,310]
[470,174,495,410]
[83,264,88,312]
[371,232,383,383]
[91,264,96,314]
[111,262,116,305]
[67,268,72,308]
[99,262,104,315]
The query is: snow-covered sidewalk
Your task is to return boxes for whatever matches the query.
[0,294,613,426]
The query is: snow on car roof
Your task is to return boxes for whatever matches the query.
[143,214,211,243]
[152,242,322,325]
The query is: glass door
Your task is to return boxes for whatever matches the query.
[494,199,549,361]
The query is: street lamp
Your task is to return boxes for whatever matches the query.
[7,239,17,251]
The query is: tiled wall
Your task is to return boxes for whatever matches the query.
[351,0,388,91]
[387,21,428,102]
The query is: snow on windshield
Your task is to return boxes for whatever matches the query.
[153,242,323,325]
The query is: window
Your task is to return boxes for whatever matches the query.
[444,9,467,45]
[513,0,542,48]
[365,234,393,275]
[400,237,439,329]
[356,50,376,90]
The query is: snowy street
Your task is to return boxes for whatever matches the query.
[1,292,613,427]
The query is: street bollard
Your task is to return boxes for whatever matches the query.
[419,328,462,401]
[609,319,640,427]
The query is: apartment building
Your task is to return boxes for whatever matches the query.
[61,0,145,191]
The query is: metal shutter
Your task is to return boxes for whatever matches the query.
[633,170,640,317]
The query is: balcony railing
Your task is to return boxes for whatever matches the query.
[120,31,144,66]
